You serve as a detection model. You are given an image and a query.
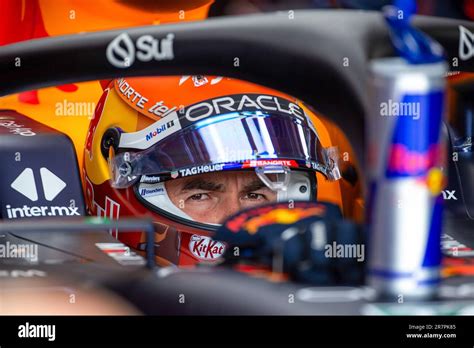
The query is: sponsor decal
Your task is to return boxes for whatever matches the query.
[178,164,224,177]
[307,160,326,173]
[179,75,224,87]
[139,186,165,197]
[11,167,66,202]
[385,91,444,178]
[387,144,439,177]
[96,243,146,266]
[116,78,177,118]
[242,159,298,168]
[116,78,149,109]
[148,101,177,118]
[459,25,474,61]
[106,32,174,68]
[6,168,79,219]
[0,119,36,136]
[118,114,181,150]
[189,234,226,261]
[142,160,314,184]
[140,175,162,184]
[5,205,79,219]
[191,75,208,87]
[145,120,176,141]
[182,94,305,125]
[442,190,457,201]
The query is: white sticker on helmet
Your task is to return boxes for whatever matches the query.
[118,114,181,150]
[138,186,166,198]
[137,182,193,221]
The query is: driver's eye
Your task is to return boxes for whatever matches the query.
[188,193,210,201]
[244,193,266,201]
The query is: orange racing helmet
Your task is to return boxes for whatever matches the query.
[83,75,342,266]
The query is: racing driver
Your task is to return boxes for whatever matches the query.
[84,75,346,266]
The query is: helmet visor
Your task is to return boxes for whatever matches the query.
[109,111,332,188]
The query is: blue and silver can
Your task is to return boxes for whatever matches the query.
[367,57,447,300]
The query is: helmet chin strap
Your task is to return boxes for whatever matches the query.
[137,169,313,226]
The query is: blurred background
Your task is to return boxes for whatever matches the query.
[208,0,474,20]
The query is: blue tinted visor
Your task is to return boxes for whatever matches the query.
[109,112,333,188]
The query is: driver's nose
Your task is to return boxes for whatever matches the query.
[216,196,242,223]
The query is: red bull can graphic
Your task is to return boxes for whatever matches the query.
[367,57,447,300]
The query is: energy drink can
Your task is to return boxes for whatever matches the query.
[367,57,447,300]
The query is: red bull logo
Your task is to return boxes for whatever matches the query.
[385,91,444,178]
[387,143,440,177]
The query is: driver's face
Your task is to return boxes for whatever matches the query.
[165,171,277,224]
